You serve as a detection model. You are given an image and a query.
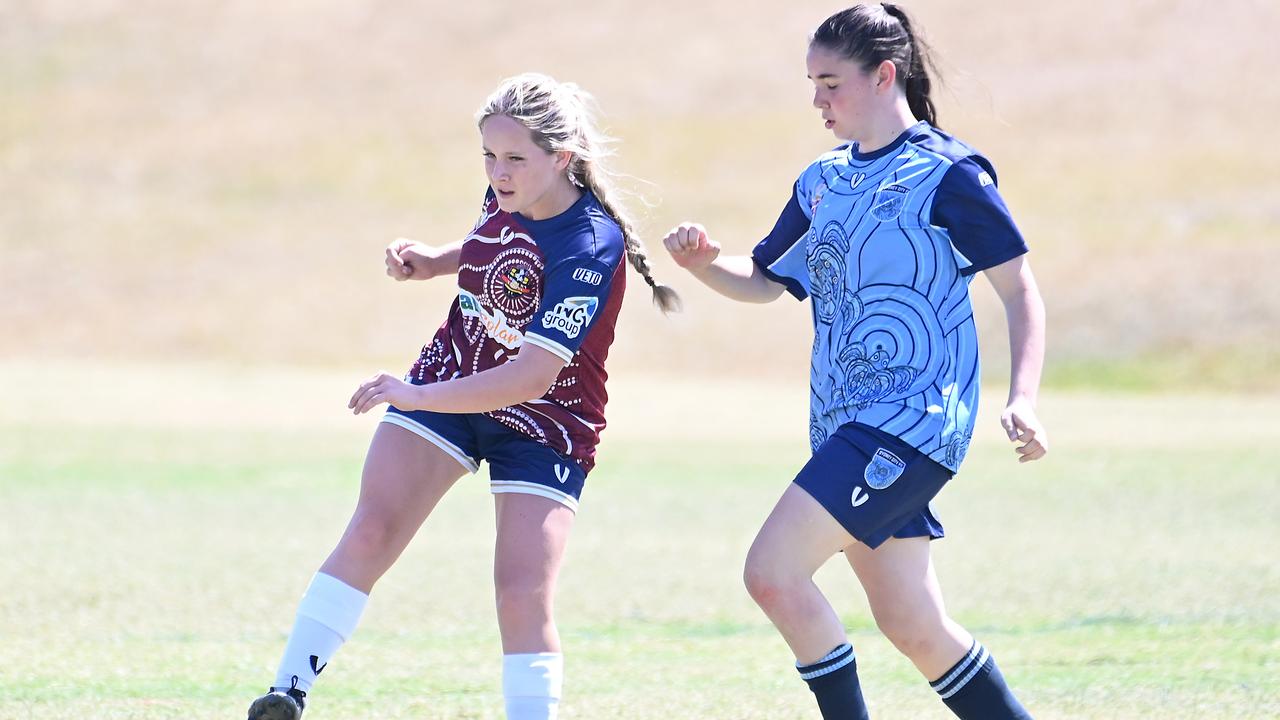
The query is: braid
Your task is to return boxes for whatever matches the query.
[577,149,682,314]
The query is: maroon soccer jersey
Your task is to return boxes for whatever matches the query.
[407,190,626,472]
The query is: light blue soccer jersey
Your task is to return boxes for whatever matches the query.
[752,122,1028,472]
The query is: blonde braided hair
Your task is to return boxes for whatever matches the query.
[478,73,681,313]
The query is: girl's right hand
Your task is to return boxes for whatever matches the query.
[663,222,721,271]
[385,238,439,281]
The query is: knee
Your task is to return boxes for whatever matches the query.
[494,572,551,624]
[875,608,948,661]
[342,510,402,557]
[743,552,796,612]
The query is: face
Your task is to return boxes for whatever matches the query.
[481,113,571,217]
[806,43,884,142]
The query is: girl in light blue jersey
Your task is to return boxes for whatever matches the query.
[664,4,1046,719]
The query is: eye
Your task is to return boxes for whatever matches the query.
[482,152,495,159]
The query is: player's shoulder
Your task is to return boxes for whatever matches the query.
[794,143,854,191]
[574,193,625,266]
[905,125,996,177]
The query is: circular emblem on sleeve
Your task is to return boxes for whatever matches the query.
[484,247,543,325]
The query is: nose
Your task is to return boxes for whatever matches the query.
[491,160,511,181]
[812,88,826,109]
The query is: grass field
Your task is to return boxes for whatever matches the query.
[4,3,1280,716]
[1,363,1276,719]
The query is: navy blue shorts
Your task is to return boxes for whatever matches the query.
[794,422,950,549]
[382,406,587,512]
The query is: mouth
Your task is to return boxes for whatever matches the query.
[823,118,835,129]
[495,188,515,200]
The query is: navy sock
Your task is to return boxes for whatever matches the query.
[796,643,870,720]
[930,640,1032,720]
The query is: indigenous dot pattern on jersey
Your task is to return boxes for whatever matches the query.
[407,190,626,473]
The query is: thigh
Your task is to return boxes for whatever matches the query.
[493,492,576,653]
[493,491,576,646]
[354,420,469,520]
[493,492,576,591]
[843,535,947,622]
[321,421,470,591]
[748,482,856,579]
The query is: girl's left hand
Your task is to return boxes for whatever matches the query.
[1000,396,1048,463]
[349,372,421,415]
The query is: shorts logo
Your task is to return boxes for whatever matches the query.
[541,296,599,339]
[851,486,870,508]
[554,464,570,484]
[459,289,523,349]
[870,183,910,221]
[572,268,603,286]
[864,448,906,490]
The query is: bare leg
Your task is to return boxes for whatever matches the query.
[250,423,469,719]
[843,536,971,680]
[492,492,575,652]
[743,483,855,664]
[845,537,1033,718]
[320,422,467,592]
[493,492,576,719]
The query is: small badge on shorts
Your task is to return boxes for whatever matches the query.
[864,448,906,490]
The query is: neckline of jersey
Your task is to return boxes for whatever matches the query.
[513,189,594,231]
[848,120,929,161]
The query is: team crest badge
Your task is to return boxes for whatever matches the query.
[870,183,909,221]
[496,264,534,299]
[483,248,542,325]
[864,448,906,490]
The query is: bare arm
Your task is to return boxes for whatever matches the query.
[662,223,786,303]
[983,254,1048,462]
[386,238,464,280]
[348,343,566,415]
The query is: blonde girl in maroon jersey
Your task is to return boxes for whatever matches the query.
[246,73,676,720]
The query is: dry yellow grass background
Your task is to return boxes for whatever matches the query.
[3,0,1278,387]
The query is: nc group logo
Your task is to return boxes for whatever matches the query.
[541,296,599,339]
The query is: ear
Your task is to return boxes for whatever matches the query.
[874,59,897,91]
[554,150,573,172]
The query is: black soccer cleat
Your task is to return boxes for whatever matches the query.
[246,676,307,720]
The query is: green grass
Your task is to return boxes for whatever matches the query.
[1,366,1277,719]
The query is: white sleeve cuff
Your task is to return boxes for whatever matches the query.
[523,333,575,363]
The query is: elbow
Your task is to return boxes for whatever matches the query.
[515,368,560,404]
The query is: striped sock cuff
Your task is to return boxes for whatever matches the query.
[796,643,856,681]
[930,640,991,699]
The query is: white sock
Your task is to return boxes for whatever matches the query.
[502,652,564,720]
[273,572,368,693]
